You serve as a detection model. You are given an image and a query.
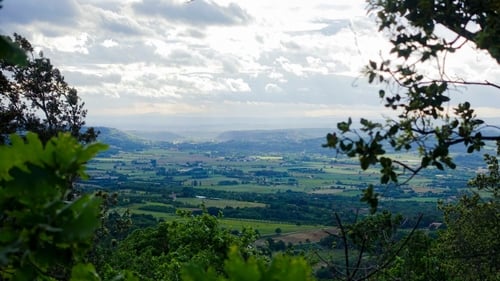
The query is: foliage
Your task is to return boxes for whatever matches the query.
[181,246,315,281]
[374,154,500,281]
[377,230,445,281]
[321,2,500,279]
[0,132,107,280]
[0,34,97,145]
[316,211,422,281]
[367,0,500,63]
[107,210,258,281]
[324,0,500,210]
[0,35,27,67]
[0,1,28,66]
[86,197,132,277]
[434,154,500,280]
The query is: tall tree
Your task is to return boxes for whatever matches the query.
[0,34,97,144]
[324,0,500,207]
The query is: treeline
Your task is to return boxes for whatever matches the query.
[106,185,441,228]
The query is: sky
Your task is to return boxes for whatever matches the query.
[1,0,499,133]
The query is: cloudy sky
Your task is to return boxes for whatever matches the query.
[1,0,498,132]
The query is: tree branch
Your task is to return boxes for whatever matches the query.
[426,79,500,90]
[446,135,500,146]
[357,213,423,281]
[335,212,351,280]
[350,235,367,280]
[391,159,418,174]
[314,251,347,277]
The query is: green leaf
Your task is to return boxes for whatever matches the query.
[379,90,385,98]
[181,264,219,281]
[360,185,378,214]
[323,133,338,148]
[360,157,370,170]
[71,263,101,281]
[388,124,399,135]
[224,250,261,281]
[442,157,457,169]
[337,119,351,133]
[58,194,102,241]
[380,157,392,167]
[421,156,431,167]
[368,72,376,83]
[110,271,141,281]
[0,35,28,66]
[381,174,389,184]
[434,161,444,170]
[0,240,20,265]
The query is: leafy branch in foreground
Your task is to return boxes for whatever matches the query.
[324,0,500,209]
[0,132,107,280]
[182,246,315,281]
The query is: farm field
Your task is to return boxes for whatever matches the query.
[87,146,470,200]
[84,133,486,240]
[114,205,320,236]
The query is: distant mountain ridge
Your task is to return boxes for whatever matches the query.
[125,130,183,142]
[94,127,149,153]
[94,127,331,153]
[97,127,331,144]
[216,128,330,143]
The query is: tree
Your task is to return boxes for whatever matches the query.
[275,227,282,235]
[316,211,422,281]
[324,0,500,208]
[0,23,136,280]
[0,1,27,67]
[182,246,315,281]
[433,154,500,280]
[0,34,97,144]
[85,194,133,277]
[107,210,258,281]
[379,230,445,281]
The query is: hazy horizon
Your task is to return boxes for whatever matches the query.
[88,115,500,136]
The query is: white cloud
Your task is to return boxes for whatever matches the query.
[0,0,497,131]
[101,39,118,48]
[33,33,90,54]
[96,7,145,35]
[265,83,282,93]
[268,71,287,83]
[145,39,173,58]
[132,0,251,26]
[275,56,305,76]
[94,102,206,115]
[225,78,251,92]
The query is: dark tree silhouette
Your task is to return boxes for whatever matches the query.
[0,34,97,144]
